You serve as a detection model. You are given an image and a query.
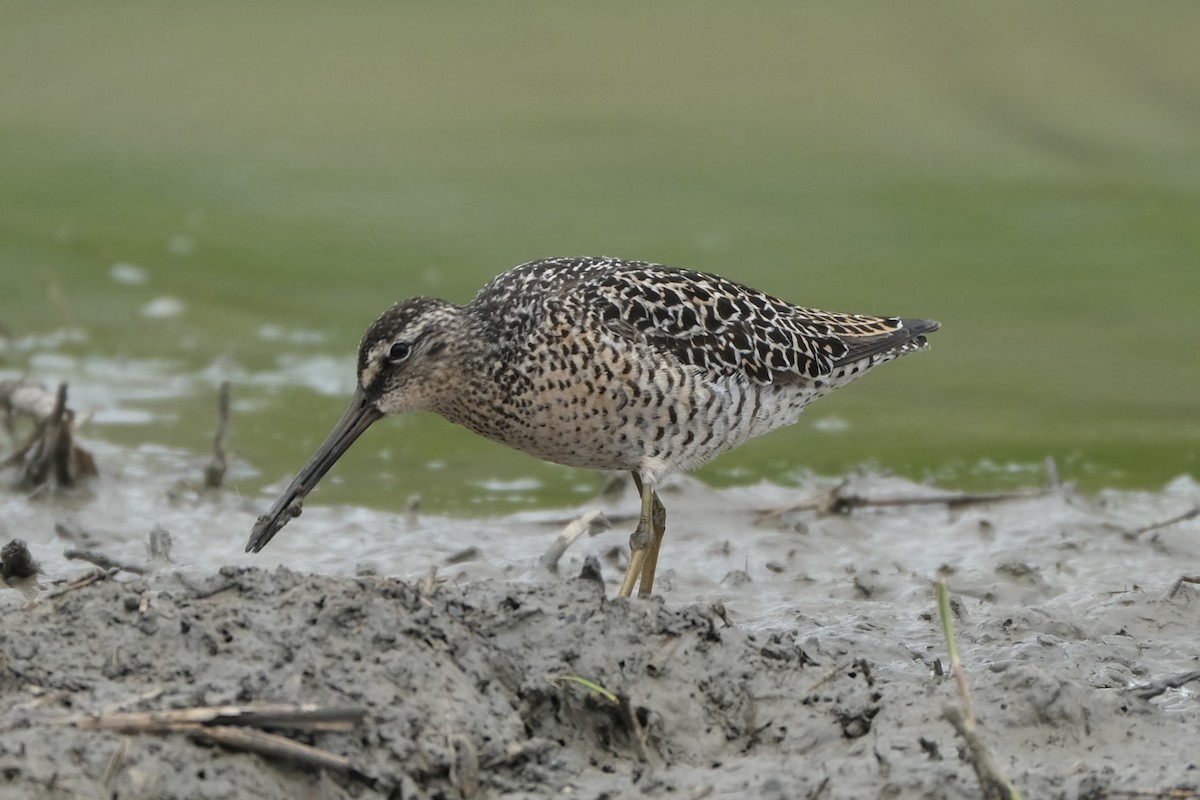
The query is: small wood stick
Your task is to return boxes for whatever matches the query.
[204,381,231,488]
[1129,506,1199,538]
[63,549,147,575]
[937,578,1023,800]
[65,704,366,732]
[539,510,610,572]
[757,488,1047,522]
[190,725,354,772]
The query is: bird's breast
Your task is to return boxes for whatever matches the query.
[438,334,817,476]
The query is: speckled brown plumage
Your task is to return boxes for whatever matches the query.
[248,256,940,597]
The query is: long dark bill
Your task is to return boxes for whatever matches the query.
[246,388,383,553]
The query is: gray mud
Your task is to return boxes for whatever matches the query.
[2,527,1199,799]
[2,471,1200,798]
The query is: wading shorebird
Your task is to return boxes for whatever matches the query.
[247,256,939,597]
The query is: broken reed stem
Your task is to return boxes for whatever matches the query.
[538,510,609,572]
[17,383,67,487]
[62,704,366,732]
[47,383,72,485]
[804,658,855,696]
[22,704,370,775]
[199,725,356,773]
[936,578,975,729]
[204,381,231,488]
[936,578,1024,800]
[757,488,1048,522]
[0,380,96,486]
[63,549,147,575]
[38,568,116,600]
[1130,505,1200,538]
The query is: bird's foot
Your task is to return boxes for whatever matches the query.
[618,513,652,598]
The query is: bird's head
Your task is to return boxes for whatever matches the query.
[245,297,463,553]
[356,297,462,415]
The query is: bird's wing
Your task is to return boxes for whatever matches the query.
[576,258,931,385]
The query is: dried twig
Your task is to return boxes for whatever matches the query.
[804,659,855,696]
[1091,790,1200,799]
[444,546,481,565]
[0,380,96,487]
[418,566,443,605]
[757,487,1047,522]
[15,382,67,487]
[937,578,1023,800]
[204,381,231,488]
[193,726,355,773]
[101,736,132,788]
[943,707,1021,800]
[63,526,173,576]
[645,635,681,678]
[539,510,610,572]
[15,703,370,774]
[62,703,366,732]
[938,580,975,728]
[619,693,652,765]
[1128,506,1200,538]
[63,549,147,575]
[39,568,117,600]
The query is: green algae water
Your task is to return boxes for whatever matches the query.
[2,3,1197,515]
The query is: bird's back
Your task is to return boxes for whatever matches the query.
[454,256,937,479]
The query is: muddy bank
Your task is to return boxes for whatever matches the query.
[1,549,1198,799]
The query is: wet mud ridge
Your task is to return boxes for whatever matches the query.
[1,566,1198,799]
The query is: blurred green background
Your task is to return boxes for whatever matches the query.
[2,3,1197,512]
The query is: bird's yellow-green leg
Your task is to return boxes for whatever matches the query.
[618,473,657,598]
[637,490,667,598]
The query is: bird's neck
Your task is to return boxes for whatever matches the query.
[430,313,530,443]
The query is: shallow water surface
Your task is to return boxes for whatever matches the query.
[5,417,1197,637]
[3,4,1199,514]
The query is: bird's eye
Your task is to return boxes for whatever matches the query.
[388,341,412,363]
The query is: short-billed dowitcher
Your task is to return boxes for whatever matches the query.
[247,256,939,597]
